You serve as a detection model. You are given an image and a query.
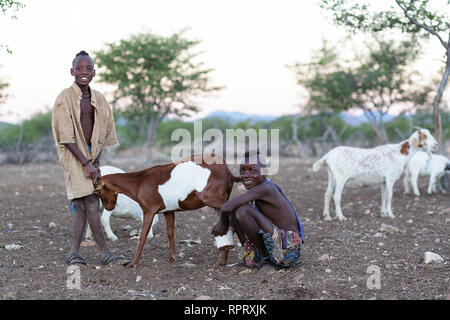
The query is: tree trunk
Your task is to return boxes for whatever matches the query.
[146,116,159,165]
[360,108,388,144]
[367,118,388,144]
[291,114,306,158]
[432,52,449,155]
[15,122,24,164]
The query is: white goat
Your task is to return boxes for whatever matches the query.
[312,129,438,221]
[403,151,450,196]
[85,165,159,241]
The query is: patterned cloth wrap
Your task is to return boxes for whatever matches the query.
[241,226,302,269]
[242,237,262,268]
[258,226,302,268]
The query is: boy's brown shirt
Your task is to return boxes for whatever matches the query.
[52,82,118,200]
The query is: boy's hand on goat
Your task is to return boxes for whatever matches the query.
[211,221,229,237]
[83,162,100,181]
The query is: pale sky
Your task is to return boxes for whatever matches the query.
[0,0,446,123]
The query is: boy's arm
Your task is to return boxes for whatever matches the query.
[221,184,267,216]
[64,143,99,180]
[212,183,268,236]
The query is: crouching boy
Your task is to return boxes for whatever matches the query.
[211,151,305,269]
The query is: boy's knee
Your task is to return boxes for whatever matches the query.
[84,195,100,213]
[234,205,253,223]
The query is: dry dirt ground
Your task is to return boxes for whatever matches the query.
[0,156,448,301]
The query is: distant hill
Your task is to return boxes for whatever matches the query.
[0,121,17,130]
[339,111,396,126]
[203,111,277,124]
[202,110,396,126]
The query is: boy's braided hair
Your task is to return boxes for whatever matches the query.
[244,150,267,167]
[72,50,94,68]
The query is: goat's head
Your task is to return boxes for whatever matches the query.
[94,177,118,211]
[409,128,438,156]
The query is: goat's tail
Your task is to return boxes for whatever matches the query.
[312,156,327,172]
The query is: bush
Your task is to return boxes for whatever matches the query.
[0,111,52,148]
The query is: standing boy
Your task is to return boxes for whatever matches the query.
[212,151,304,269]
[52,51,124,265]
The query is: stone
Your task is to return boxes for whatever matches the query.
[379,223,399,233]
[424,251,444,264]
[317,254,330,263]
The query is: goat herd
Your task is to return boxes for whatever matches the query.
[89,128,449,269]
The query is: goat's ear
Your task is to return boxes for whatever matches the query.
[414,131,427,149]
[418,130,427,143]
[93,179,105,194]
[400,142,410,155]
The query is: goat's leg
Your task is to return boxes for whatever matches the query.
[216,249,230,267]
[214,210,233,267]
[333,181,346,221]
[203,197,234,267]
[126,211,156,268]
[85,224,93,240]
[385,181,395,218]
[435,172,446,193]
[427,173,437,195]
[323,170,335,221]
[164,212,176,262]
[380,183,388,217]
[100,210,117,241]
[411,171,420,196]
[403,172,411,194]
[139,214,156,239]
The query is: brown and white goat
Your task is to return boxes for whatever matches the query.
[94,155,240,268]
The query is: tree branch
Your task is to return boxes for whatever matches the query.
[395,0,448,49]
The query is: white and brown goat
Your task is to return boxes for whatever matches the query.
[312,129,438,221]
[94,155,240,268]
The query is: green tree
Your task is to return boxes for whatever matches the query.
[0,66,10,119]
[0,71,9,105]
[1,0,25,53]
[93,30,222,163]
[290,37,433,143]
[319,0,450,151]
[288,39,356,114]
[0,111,52,148]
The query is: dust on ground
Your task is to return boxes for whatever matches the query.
[0,157,448,300]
